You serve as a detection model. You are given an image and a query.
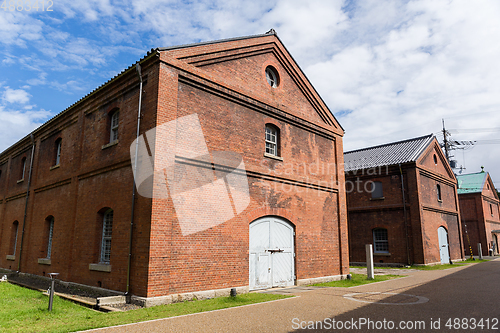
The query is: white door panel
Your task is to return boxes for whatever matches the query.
[438,226,450,264]
[249,217,294,290]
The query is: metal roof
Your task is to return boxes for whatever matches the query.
[158,30,276,51]
[343,134,434,172]
[456,172,487,194]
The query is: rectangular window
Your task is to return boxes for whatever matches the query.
[100,210,113,263]
[20,158,26,180]
[110,112,119,143]
[491,204,494,217]
[10,222,19,256]
[265,126,278,156]
[47,218,54,259]
[437,184,442,201]
[373,229,389,253]
[55,140,61,166]
[371,181,383,199]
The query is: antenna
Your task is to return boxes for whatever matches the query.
[442,119,450,162]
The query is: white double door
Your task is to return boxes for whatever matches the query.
[249,217,294,290]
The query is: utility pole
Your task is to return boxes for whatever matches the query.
[442,119,450,163]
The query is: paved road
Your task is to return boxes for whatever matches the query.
[83,259,500,332]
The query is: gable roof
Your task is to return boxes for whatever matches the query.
[344,134,434,172]
[158,30,343,132]
[456,172,488,194]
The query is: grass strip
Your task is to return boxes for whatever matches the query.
[0,282,291,333]
[350,258,490,271]
[311,273,402,288]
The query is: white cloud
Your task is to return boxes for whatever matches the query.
[0,12,44,47]
[0,106,51,151]
[26,72,47,86]
[2,87,31,104]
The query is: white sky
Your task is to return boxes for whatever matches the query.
[1,0,499,186]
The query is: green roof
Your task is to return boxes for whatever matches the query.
[457,172,487,194]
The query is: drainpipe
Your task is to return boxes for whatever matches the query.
[125,62,143,301]
[399,164,411,266]
[18,134,35,272]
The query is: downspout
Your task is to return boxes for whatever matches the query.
[399,164,411,266]
[18,134,35,272]
[126,63,143,301]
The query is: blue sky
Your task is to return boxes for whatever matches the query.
[1,0,500,186]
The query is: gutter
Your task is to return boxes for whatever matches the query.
[17,134,35,272]
[125,62,143,301]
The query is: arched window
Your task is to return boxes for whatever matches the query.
[265,66,279,88]
[371,181,383,199]
[100,209,113,263]
[109,111,119,143]
[10,221,19,256]
[54,139,62,166]
[265,124,280,157]
[373,228,389,253]
[437,184,442,201]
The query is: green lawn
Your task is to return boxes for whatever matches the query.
[311,273,402,288]
[0,282,291,333]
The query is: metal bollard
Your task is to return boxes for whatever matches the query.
[48,273,59,311]
[366,244,374,280]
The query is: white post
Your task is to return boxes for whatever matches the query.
[478,243,483,259]
[366,244,374,280]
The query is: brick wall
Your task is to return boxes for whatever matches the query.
[0,55,159,296]
[346,139,463,265]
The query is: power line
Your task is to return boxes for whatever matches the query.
[448,127,500,134]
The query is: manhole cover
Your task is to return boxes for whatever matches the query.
[343,292,429,305]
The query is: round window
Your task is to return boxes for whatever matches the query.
[265,66,279,88]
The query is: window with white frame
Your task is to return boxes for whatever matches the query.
[46,217,54,259]
[55,139,62,166]
[110,111,119,143]
[100,209,113,263]
[373,228,389,253]
[265,66,279,88]
[265,124,279,157]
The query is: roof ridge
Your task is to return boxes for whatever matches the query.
[158,30,276,52]
[456,171,487,177]
[409,134,435,161]
[344,134,433,155]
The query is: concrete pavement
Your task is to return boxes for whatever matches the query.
[81,259,500,332]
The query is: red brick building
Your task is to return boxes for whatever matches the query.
[344,135,464,266]
[0,31,349,306]
[457,170,500,256]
